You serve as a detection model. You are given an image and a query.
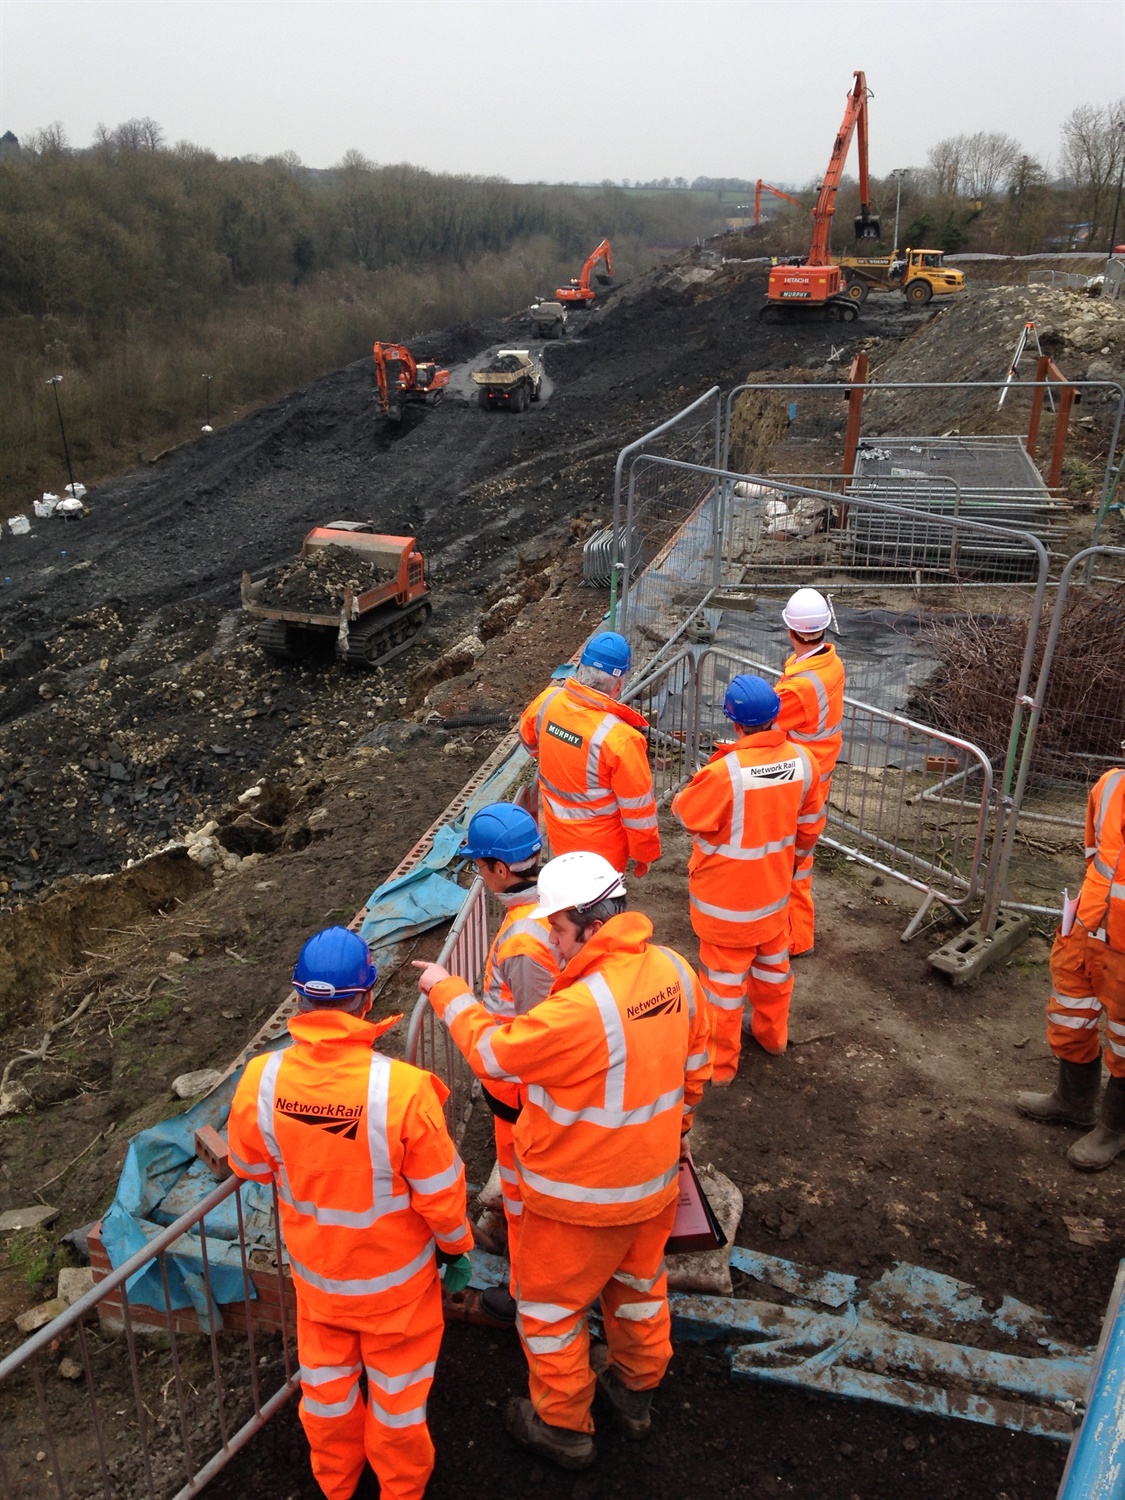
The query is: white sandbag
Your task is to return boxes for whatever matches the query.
[9,515,30,535]
[64,482,86,499]
[34,498,57,519]
[666,1166,743,1297]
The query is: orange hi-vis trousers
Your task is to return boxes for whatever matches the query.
[295,1281,442,1500]
[789,850,816,956]
[513,1198,677,1434]
[1047,923,1125,1079]
[494,1114,523,1293]
[698,922,793,1077]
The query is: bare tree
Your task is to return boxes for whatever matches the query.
[113,117,165,153]
[999,154,1051,253]
[962,131,1022,200]
[27,121,69,156]
[1060,100,1125,246]
[926,135,967,198]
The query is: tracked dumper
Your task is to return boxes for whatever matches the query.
[242,522,431,669]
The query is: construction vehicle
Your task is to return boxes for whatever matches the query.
[372,342,450,423]
[761,71,880,324]
[471,350,543,412]
[838,247,966,305]
[755,180,804,227]
[242,522,431,669]
[529,300,568,339]
[556,238,613,308]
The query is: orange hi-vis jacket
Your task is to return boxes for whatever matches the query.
[519,677,661,870]
[428,912,711,1227]
[776,643,845,784]
[1078,766,1125,946]
[672,729,826,945]
[228,1009,473,1328]
[479,887,559,1116]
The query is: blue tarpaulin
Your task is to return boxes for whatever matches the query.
[100,1064,280,1328]
[101,743,532,1316]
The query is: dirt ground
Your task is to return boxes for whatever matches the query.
[1,254,1123,1498]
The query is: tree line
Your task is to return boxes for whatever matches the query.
[0,121,717,510]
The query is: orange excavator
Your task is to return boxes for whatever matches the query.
[556,238,613,308]
[754,180,804,227]
[760,71,881,324]
[372,342,450,423]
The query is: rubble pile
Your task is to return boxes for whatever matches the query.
[256,544,391,612]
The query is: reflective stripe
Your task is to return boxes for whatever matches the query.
[659,947,700,1024]
[228,1148,272,1181]
[703,990,745,1011]
[303,1383,361,1420]
[621,811,659,830]
[522,1325,583,1355]
[586,972,628,1115]
[364,1359,436,1395]
[434,1219,472,1250]
[693,833,796,861]
[518,1300,575,1322]
[1094,855,1116,879]
[686,1050,711,1069]
[406,1160,463,1195]
[531,684,566,749]
[1094,769,1125,848]
[258,1052,284,1167]
[498,1163,519,1184]
[369,1397,428,1429]
[618,791,655,810]
[443,992,477,1027]
[502,1195,524,1217]
[1086,845,1097,859]
[289,1241,434,1297]
[477,1027,521,1083]
[1109,1039,1125,1058]
[691,889,790,924]
[518,1160,679,1206]
[300,1361,362,1387]
[1050,990,1101,1010]
[586,714,617,794]
[1108,1019,1125,1037]
[1113,883,1125,902]
[1050,1013,1101,1030]
[538,769,615,809]
[759,946,789,963]
[612,1299,663,1323]
[544,794,607,822]
[612,1264,665,1294]
[525,1081,684,1129]
[792,864,814,882]
[796,811,822,825]
[750,964,790,985]
[702,965,748,985]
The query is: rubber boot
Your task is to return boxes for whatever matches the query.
[1068,1076,1125,1171]
[591,1343,655,1439]
[503,1397,595,1470]
[1016,1058,1100,1127]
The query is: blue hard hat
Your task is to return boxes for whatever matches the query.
[292,926,377,1004]
[723,674,781,729]
[580,630,631,678]
[459,803,543,864]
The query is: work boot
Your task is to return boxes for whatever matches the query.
[479,1284,517,1323]
[591,1343,654,1439]
[1068,1076,1125,1171]
[503,1397,595,1470]
[1016,1058,1100,1127]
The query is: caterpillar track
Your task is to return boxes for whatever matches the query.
[758,297,860,325]
[341,599,433,668]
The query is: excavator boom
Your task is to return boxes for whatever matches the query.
[754,181,804,227]
[556,238,613,305]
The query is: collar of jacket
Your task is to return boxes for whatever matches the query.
[552,909,655,987]
[496,885,538,912]
[564,676,649,732]
[708,727,787,763]
[288,1007,403,1048]
[785,643,835,670]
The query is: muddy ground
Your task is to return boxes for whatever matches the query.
[1,254,1122,1498]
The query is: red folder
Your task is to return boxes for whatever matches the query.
[665,1157,726,1254]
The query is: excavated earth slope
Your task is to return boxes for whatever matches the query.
[2,258,1123,1500]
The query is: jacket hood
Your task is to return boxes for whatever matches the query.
[289,1007,403,1047]
[553,909,655,987]
[564,677,649,733]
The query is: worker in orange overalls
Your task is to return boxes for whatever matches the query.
[415,851,711,1470]
[672,673,826,1081]
[519,631,660,876]
[455,802,559,1323]
[228,927,473,1500]
[775,588,845,958]
[1018,764,1125,1170]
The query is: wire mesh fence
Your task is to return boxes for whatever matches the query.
[0,1178,297,1500]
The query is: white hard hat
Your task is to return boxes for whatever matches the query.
[530,851,626,920]
[782,587,832,633]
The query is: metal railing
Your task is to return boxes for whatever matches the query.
[0,1177,296,1500]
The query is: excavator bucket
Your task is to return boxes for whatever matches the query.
[595,273,613,286]
[855,212,881,241]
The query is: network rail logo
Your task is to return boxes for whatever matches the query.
[276,1096,363,1140]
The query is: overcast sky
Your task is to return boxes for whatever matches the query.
[2,0,1122,184]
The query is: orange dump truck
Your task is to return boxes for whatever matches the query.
[242,521,431,669]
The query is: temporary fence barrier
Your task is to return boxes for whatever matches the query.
[1057,1260,1125,1499]
[608,387,722,629]
[0,1176,297,1500]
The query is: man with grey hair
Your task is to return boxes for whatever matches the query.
[518,631,661,875]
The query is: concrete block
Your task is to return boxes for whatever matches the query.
[929,910,1032,985]
[57,1266,96,1306]
[15,1298,67,1333]
[0,1205,58,1232]
[172,1068,222,1100]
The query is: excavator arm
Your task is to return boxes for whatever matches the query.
[373,342,420,416]
[578,237,613,291]
[754,181,805,227]
[808,72,879,265]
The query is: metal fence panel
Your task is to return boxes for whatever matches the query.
[0,1177,297,1500]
